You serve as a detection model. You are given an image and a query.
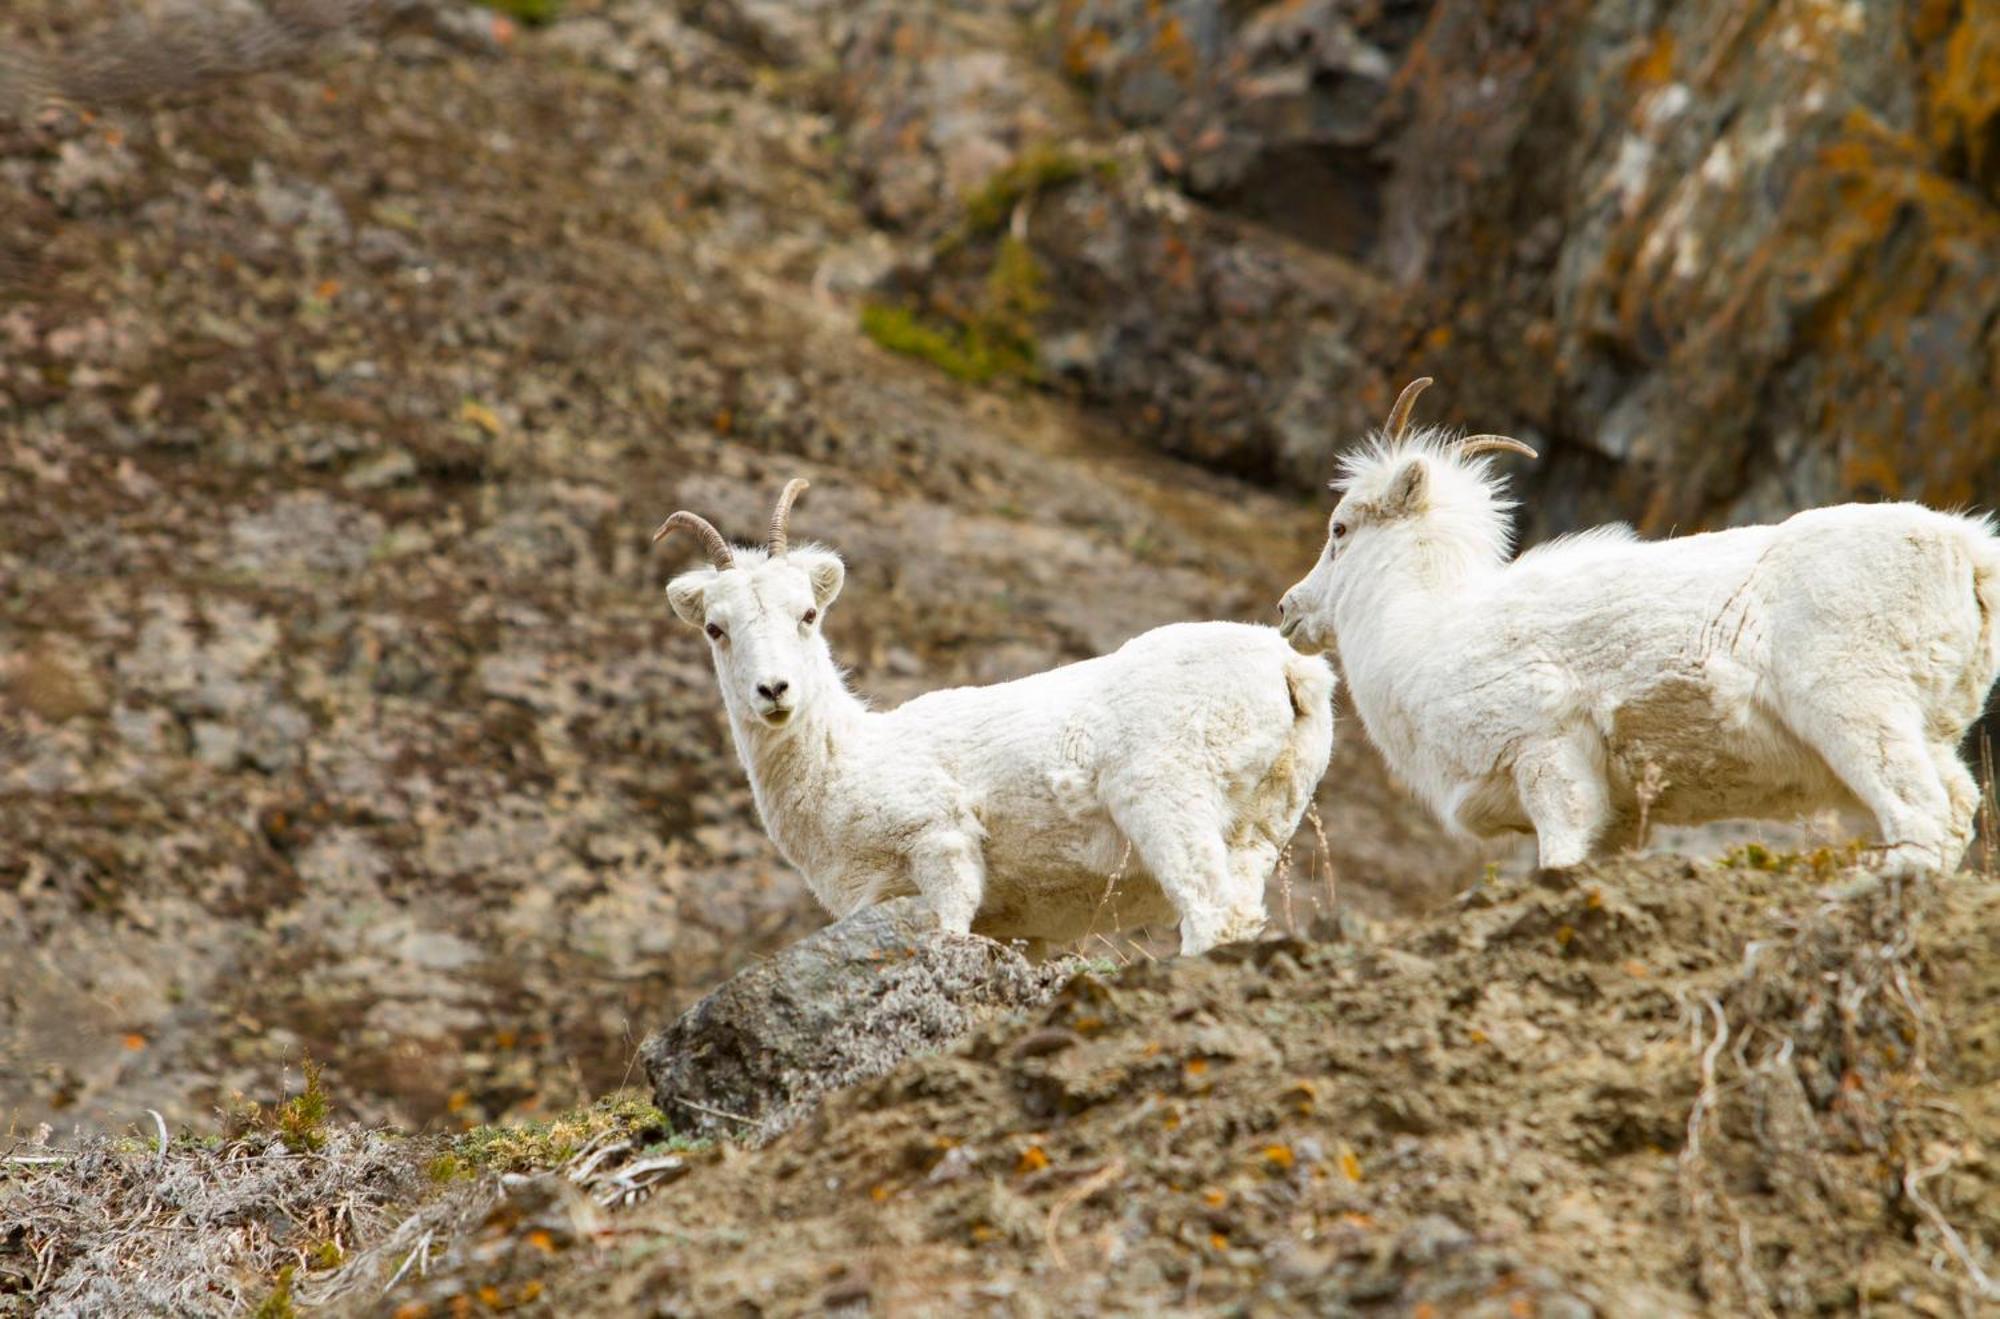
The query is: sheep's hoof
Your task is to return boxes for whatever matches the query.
[1871,843,1948,885]
[1531,864,1582,891]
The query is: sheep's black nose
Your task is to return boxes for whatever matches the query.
[756,680,790,702]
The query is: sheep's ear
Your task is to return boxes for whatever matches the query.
[791,548,845,610]
[665,570,712,627]
[1380,458,1430,518]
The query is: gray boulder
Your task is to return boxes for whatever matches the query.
[642,899,1076,1142]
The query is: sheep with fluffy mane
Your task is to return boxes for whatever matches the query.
[659,479,1337,955]
[1278,378,2000,876]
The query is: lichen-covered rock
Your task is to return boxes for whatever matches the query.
[849,0,1996,526]
[642,899,1075,1142]
[1384,0,2000,529]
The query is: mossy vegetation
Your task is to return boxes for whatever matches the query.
[862,236,1051,384]
[470,0,565,25]
[1718,840,1868,878]
[960,145,1102,236]
[449,1091,681,1174]
[860,304,1010,383]
[250,1266,296,1319]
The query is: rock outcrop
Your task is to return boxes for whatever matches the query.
[642,899,1075,1142]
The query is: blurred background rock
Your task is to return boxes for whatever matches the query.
[1,0,1993,1136]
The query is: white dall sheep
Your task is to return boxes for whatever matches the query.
[657,479,1336,955]
[1278,379,2000,877]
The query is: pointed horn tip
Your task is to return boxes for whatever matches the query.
[767,477,813,553]
[1384,376,1435,438]
[652,511,737,565]
[652,511,701,545]
[1459,435,1540,461]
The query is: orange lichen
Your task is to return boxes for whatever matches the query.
[1626,29,1676,90]
[1154,17,1199,84]
[1925,8,2000,182]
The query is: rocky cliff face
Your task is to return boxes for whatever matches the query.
[836,0,1997,532]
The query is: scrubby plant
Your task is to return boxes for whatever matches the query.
[274,1059,332,1153]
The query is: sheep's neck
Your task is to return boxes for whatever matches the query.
[728,677,867,872]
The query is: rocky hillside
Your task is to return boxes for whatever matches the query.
[0,0,1477,1142]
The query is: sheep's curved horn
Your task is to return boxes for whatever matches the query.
[1384,377,1433,438]
[767,478,810,556]
[1457,435,1539,461]
[652,511,735,568]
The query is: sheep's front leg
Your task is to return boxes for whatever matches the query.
[1513,736,1612,871]
[910,830,986,935]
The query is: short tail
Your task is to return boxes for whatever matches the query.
[1974,519,2000,695]
[1284,652,1337,724]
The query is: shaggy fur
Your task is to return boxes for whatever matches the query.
[1280,426,2000,875]
[668,540,1336,954]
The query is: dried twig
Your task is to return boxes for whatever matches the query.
[1306,804,1335,918]
[1044,1158,1125,1271]
[145,1110,170,1166]
[380,1228,434,1295]
[1085,841,1134,942]
[1633,760,1668,853]
[1903,1152,2000,1301]
[667,1095,754,1127]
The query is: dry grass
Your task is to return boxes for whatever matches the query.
[0,1124,426,1316]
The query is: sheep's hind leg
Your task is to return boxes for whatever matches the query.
[1930,741,1979,873]
[1218,838,1279,943]
[910,830,986,935]
[1107,796,1234,956]
[1785,701,1954,878]
[1513,736,1612,871]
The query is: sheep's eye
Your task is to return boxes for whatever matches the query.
[705,623,726,642]
[801,607,818,626]
[1331,521,1349,540]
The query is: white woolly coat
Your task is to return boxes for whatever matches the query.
[738,621,1336,947]
[1284,434,2000,870]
